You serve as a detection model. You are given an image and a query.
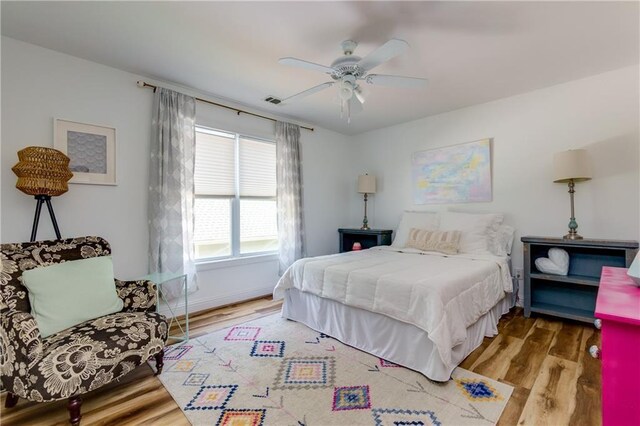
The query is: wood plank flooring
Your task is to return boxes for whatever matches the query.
[0,297,600,425]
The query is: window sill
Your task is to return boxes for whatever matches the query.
[196,253,278,272]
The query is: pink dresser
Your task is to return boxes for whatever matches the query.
[595,267,640,426]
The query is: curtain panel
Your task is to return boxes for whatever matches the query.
[148,87,198,298]
[276,121,306,274]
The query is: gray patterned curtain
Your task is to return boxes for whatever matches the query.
[276,121,306,274]
[148,88,198,298]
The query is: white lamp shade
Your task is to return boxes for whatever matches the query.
[358,174,376,194]
[553,149,592,183]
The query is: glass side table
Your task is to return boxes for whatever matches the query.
[141,271,189,343]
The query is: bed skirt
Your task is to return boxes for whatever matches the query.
[282,288,512,381]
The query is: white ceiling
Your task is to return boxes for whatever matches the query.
[2,1,638,135]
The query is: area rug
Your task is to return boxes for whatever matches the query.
[157,314,513,425]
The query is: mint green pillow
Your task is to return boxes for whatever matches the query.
[21,256,124,338]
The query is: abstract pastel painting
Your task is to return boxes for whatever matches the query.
[412,139,492,204]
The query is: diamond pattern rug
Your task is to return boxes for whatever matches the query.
[157,314,512,425]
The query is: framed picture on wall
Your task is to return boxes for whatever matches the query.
[54,119,116,185]
[412,138,492,204]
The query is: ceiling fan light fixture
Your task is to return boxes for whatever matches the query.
[354,86,365,104]
[339,84,353,101]
[339,76,355,100]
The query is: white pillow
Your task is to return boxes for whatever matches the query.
[492,225,515,256]
[439,211,503,254]
[391,211,439,247]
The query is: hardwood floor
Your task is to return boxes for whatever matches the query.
[0,297,600,425]
[461,309,601,426]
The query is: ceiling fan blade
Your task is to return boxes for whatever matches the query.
[365,74,428,88]
[282,82,335,103]
[357,38,409,72]
[278,57,335,74]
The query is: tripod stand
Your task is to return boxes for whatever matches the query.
[30,194,62,242]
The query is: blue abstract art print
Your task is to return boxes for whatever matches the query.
[412,139,492,204]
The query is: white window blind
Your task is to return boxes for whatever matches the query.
[239,137,277,197]
[194,130,235,196]
[194,126,278,260]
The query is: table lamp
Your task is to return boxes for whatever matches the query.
[357,174,376,230]
[553,149,592,240]
[12,146,73,241]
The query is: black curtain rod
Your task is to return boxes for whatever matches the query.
[137,81,314,132]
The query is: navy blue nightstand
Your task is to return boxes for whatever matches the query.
[338,228,393,253]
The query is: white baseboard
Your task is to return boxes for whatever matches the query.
[157,286,275,317]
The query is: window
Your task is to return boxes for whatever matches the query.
[194,126,278,260]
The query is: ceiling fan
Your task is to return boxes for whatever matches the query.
[278,39,427,123]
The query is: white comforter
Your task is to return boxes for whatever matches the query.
[273,246,512,366]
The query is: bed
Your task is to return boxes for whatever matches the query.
[273,245,516,381]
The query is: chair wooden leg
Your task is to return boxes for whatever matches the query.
[154,349,164,375]
[68,396,82,426]
[5,392,19,408]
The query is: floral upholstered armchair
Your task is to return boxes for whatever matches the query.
[0,236,168,425]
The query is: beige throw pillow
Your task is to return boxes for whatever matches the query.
[391,211,439,248]
[406,228,462,255]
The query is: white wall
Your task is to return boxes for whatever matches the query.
[348,65,640,300]
[4,37,637,313]
[1,37,352,313]
[1,37,153,279]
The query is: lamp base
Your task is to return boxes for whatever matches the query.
[361,193,370,231]
[563,231,583,240]
[31,195,62,242]
[564,213,582,240]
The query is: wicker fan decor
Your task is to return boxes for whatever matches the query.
[12,146,73,196]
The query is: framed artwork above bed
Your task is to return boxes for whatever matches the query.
[412,138,492,204]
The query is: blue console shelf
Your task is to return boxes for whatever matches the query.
[521,236,638,323]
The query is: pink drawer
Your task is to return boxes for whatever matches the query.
[595,267,640,426]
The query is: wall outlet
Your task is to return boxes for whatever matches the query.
[514,268,524,280]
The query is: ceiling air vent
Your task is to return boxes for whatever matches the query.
[264,96,282,105]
